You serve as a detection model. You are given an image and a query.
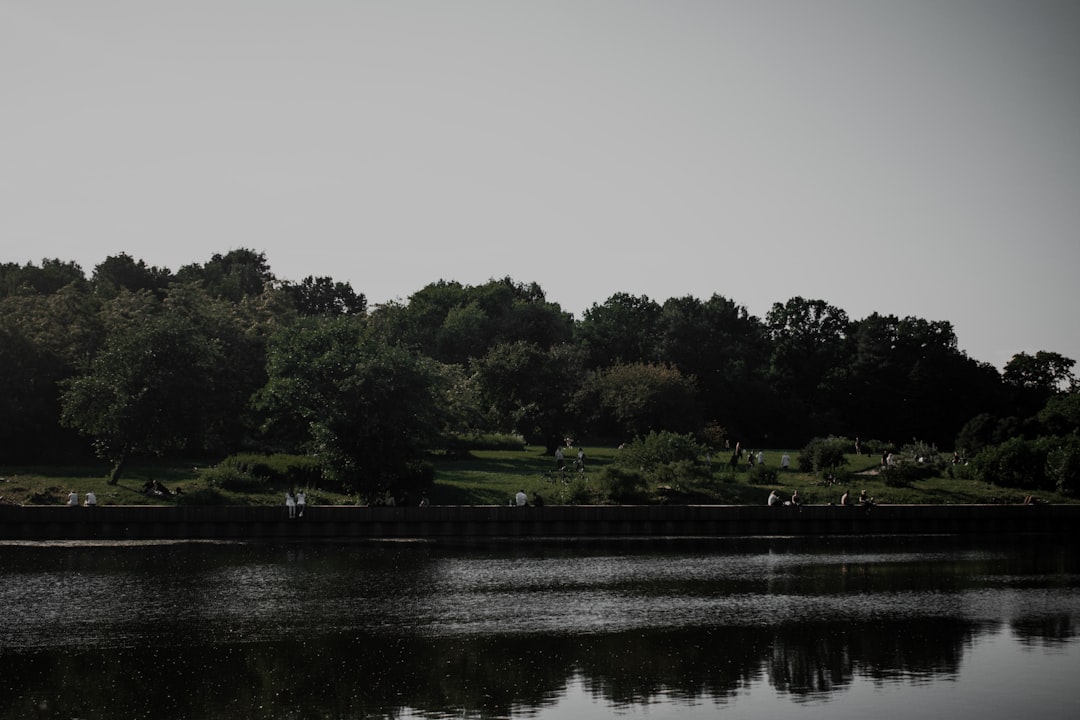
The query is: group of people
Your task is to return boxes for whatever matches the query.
[284,490,307,518]
[767,489,803,507]
[66,490,96,506]
[555,446,587,473]
[839,489,875,507]
[514,489,544,507]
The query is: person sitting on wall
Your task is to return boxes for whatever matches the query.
[840,490,851,506]
[66,490,78,506]
[84,491,97,507]
[768,490,781,507]
[858,489,874,506]
[515,489,528,507]
[791,489,803,507]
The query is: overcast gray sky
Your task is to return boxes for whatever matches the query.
[4,0,1079,371]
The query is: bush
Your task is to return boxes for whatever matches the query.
[798,437,849,474]
[969,438,1050,490]
[614,431,707,471]
[595,466,649,504]
[748,463,779,486]
[203,453,325,492]
[1046,437,1080,497]
[175,487,230,506]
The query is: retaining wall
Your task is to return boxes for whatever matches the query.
[1,503,1076,541]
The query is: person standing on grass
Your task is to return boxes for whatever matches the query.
[296,490,306,517]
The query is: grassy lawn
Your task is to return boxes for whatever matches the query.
[2,445,1072,507]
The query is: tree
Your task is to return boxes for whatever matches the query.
[257,317,448,494]
[575,362,701,439]
[471,341,583,452]
[576,293,662,369]
[0,259,86,296]
[60,290,226,482]
[176,248,274,302]
[654,294,770,442]
[1004,351,1076,394]
[765,297,850,440]
[278,275,366,316]
[92,253,172,298]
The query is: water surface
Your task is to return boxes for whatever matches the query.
[1,535,1077,719]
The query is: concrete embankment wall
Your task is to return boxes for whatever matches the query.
[1,504,1076,541]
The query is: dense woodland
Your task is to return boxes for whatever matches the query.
[2,250,1077,496]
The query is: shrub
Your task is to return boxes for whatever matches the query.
[1046,437,1080,497]
[748,464,779,486]
[797,437,849,474]
[175,487,230,506]
[970,438,1050,490]
[203,453,326,492]
[595,466,649,504]
[614,431,707,471]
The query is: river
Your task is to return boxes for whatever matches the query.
[1,534,1077,719]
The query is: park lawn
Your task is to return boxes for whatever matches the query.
[2,447,1073,507]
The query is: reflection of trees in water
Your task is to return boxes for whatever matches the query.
[769,618,982,699]
[1011,613,1076,646]
[0,620,991,719]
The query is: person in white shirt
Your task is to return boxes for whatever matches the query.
[285,491,296,519]
[67,490,78,506]
[515,490,528,506]
[296,490,306,517]
[84,491,97,506]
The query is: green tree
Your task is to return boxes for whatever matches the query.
[257,317,447,494]
[278,275,366,316]
[471,340,583,452]
[92,253,173,298]
[1004,351,1076,394]
[575,292,662,369]
[575,362,700,439]
[60,290,227,482]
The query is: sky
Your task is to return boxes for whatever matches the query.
[3,0,1079,372]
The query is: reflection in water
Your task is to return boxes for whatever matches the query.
[0,536,1077,719]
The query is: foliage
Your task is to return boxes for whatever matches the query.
[594,465,649,504]
[202,453,325,492]
[470,340,583,450]
[1045,437,1080,497]
[256,316,448,494]
[575,362,701,439]
[797,437,849,474]
[612,431,706,472]
[969,437,1050,491]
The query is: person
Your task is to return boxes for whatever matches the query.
[285,491,296,519]
[781,452,791,470]
[791,489,802,507]
[419,494,430,507]
[555,446,565,470]
[84,491,97,507]
[840,489,850,506]
[756,451,764,466]
[67,490,78,507]
[296,490,306,517]
[533,493,545,507]
[768,490,781,507]
[576,447,586,472]
[858,489,874,506]
[854,436,862,455]
[515,489,528,507]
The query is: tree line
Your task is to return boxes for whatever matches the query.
[1,250,1076,495]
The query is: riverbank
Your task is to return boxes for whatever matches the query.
[2,503,1076,542]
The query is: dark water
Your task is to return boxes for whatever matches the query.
[1,535,1078,719]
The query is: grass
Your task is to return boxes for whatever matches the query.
[1,445,1073,507]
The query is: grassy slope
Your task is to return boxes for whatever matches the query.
[1,445,1072,507]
